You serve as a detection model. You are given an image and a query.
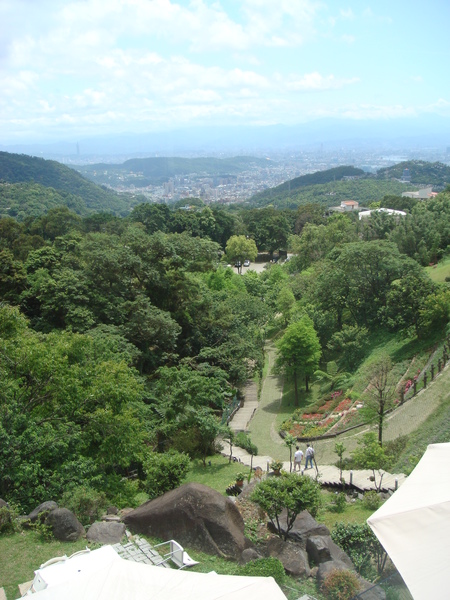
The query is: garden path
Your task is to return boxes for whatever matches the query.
[225,340,450,490]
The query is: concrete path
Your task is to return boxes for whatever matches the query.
[225,341,450,492]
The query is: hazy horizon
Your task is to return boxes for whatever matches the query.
[1,0,450,147]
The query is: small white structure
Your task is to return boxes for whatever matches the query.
[358,208,407,220]
[368,443,450,600]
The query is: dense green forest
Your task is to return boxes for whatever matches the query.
[375,160,450,187]
[1,154,450,514]
[249,173,416,209]
[78,156,269,187]
[0,152,141,216]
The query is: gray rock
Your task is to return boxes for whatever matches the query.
[87,521,126,544]
[124,483,250,558]
[27,501,58,523]
[239,548,262,565]
[107,506,119,515]
[45,508,85,541]
[267,510,329,547]
[0,499,9,509]
[306,535,353,568]
[316,560,354,588]
[358,578,386,600]
[265,537,310,577]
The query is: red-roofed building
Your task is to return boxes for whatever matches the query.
[340,200,359,211]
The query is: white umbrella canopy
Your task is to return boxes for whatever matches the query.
[368,443,450,600]
[29,546,286,600]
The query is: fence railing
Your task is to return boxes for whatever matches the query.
[401,334,450,402]
[221,394,240,424]
[352,571,413,600]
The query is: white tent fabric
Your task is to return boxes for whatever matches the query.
[368,442,450,600]
[28,546,286,600]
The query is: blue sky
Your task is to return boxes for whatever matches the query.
[1,0,449,143]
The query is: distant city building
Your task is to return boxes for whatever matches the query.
[163,181,174,195]
[400,168,411,182]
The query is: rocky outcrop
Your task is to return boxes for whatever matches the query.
[267,509,329,547]
[45,508,85,541]
[86,521,126,544]
[306,535,353,568]
[27,501,58,523]
[124,483,250,558]
[264,537,310,577]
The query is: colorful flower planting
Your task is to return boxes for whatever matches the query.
[282,391,360,439]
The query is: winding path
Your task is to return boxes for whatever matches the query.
[225,340,450,490]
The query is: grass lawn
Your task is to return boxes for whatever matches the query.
[425,255,450,282]
[317,490,377,531]
[0,531,90,600]
[183,455,253,495]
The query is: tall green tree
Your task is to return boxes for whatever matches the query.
[275,316,321,405]
[225,235,258,273]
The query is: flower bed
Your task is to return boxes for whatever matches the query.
[282,392,359,439]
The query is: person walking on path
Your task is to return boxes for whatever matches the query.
[293,446,303,471]
[304,444,315,470]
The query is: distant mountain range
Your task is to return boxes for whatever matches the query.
[78,156,269,187]
[2,115,450,159]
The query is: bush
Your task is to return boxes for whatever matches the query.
[331,522,387,579]
[234,432,258,455]
[60,485,108,526]
[239,557,285,586]
[0,504,19,534]
[321,569,361,600]
[362,491,381,511]
[143,450,191,500]
[331,492,347,513]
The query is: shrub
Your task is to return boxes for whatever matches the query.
[234,432,258,455]
[362,491,381,511]
[239,557,285,586]
[330,492,347,513]
[60,485,108,526]
[321,569,360,600]
[0,504,19,534]
[143,450,191,500]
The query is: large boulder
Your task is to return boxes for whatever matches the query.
[316,560,354,588]
[267,510,329,547]
[0,499,9,509]
[86,521,126,544]
[27,501,58,523]
[264,537,310,578]
[124,483,249,558]
[45,508,85,541]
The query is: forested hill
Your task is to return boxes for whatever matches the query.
[77,156,269,187]
[276,165,365,192]
[0,151,138,216]
[375,160,450,187]
[249,165,411,209]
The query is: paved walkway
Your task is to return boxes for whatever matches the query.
[225,341,450,492]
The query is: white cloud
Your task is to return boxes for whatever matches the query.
[287,72,359,91]
[340,8,355,20]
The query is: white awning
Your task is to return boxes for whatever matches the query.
[29,546,286,600]
[368,443,450,600]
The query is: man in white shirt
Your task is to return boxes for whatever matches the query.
[293,446,303,471]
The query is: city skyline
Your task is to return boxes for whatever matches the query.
[1,0,450,145]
